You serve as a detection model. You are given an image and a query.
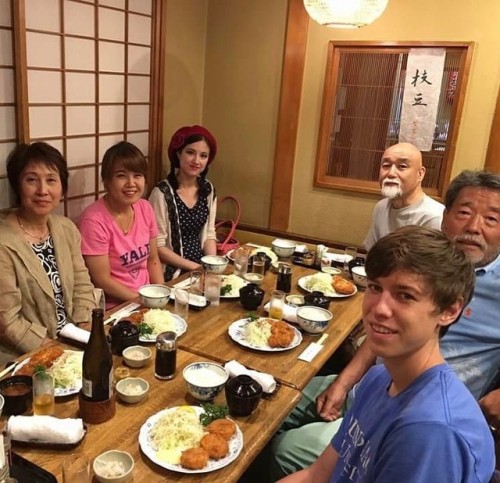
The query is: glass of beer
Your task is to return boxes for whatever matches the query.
[32,370,55,415]
[269,290,285,321]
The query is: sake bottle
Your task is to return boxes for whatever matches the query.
[82,308,113,401]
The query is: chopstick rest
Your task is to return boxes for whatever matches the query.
[298,334,328,362]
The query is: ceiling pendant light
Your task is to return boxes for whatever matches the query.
[303,0,389,29]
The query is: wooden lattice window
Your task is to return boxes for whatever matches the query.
[0,0,165,218]
[314,41,474,198]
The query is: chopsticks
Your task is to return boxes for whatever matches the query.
[103,301,141,326]
[0,361,20,379]
[298,333,329,362]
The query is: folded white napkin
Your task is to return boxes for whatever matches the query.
[263,302,298,323]
[59,323,90,344]
[8,416,85,444]
[224,360,276,394]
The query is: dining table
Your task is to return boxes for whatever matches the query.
[169,257,363,391]
[0,245,364,482]
[5,343,302,482]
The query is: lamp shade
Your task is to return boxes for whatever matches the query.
[303,0,389,28]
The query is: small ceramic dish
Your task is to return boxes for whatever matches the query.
[285,294,305,307]
[93,450,134,483]
[122,346,152,368]
[243,272,264,286]
[115,377,149,404]
[321,266,342,276]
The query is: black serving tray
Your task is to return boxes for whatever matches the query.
[10,452,57,483]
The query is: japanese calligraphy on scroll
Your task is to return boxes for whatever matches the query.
[399,48,445,151]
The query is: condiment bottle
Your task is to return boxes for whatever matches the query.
[82,308,114,402]
[276,262,292,293]
[155,331,177,380]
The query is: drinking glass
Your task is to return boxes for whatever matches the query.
[204,273,222,307]
[252,254,266,276]
[174,288,189,320]
[62,454,89,483]
[233,248,249,277]
[344,246,357,272]
[269,290,285,321]
[321,255,331,271]
[190,271,204,296]
[32,371,55,416]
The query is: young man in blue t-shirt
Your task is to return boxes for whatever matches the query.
[280,226,495,483]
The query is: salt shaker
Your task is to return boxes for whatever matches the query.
[155,331,177,380]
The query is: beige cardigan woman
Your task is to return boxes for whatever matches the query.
[0,213,95,362]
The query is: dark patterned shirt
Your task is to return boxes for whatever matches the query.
[174,191,209,263]
[31,236,67,333]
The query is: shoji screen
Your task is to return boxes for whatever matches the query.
[2,0,164,218]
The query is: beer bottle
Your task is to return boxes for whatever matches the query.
[82,308,113,401]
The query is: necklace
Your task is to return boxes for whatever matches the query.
[104,199,134,235]
[16,213,49,242]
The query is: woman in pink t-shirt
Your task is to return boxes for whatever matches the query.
[78,142,164,308]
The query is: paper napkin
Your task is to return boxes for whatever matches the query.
[225,360,276,394]
[59,323,90,344]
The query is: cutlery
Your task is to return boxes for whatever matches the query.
[298,333,329,362]
[104,302,141,326]
[0,361,20,379]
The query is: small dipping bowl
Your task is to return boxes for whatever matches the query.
[0,375,33,415]
[296,306,333,335]
[271,239,297,258]
[285,294,305,307]
[93,450,134,483]
[115,377,149,404]
[322,266,342,276]
[352,265,367,289]
[201,255,229,273]
[139,284,171,309]
[243,272,264,286]
[183,362,229,401]
[122,345,152,368]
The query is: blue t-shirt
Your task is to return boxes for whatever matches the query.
[442,255,500,398]
[331,364,494,483]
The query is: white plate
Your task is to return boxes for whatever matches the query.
[226,247,278,264]
[220,275,249,299]
[139,406,243,474]
[127,311,187,343]
[298,274,357,298]
[228,318,302,352]
[14,350,83,397]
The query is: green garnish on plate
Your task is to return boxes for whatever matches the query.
[220,284,232,296]
[199,403,229,426]
[138,322,153,336]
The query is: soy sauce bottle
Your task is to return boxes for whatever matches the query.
[82,308,113,401]
[155,331,177,380]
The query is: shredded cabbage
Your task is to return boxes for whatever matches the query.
[304,273,335,296]
[142,309,177,338]
[49,350,83,389]
[221,274,247,297]
[149,408,205,464]
[245,319,272,347]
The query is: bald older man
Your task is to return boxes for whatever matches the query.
[363,142,444,250]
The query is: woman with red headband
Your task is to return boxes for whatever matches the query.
[149,125,218,281]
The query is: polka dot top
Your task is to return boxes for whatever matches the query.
[174,191,209,263]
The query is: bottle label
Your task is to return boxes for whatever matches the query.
[82,378,93,398]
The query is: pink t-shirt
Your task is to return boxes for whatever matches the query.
[78,198,159,308]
